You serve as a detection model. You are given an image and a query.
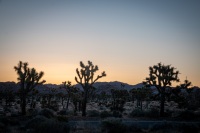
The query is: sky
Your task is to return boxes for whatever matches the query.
[0,0,200,86]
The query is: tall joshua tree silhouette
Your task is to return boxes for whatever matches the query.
[144,63,180,117]
[75,61,106,116]
[62,81,73,109]
[14,61,46,115]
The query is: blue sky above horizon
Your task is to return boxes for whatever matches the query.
[0,0,200,86]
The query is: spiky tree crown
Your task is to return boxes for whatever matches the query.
[75,61,106,87]
[144,63,180,90]
[14,61,46,92]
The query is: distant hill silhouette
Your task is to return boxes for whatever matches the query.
[0,81,199,95]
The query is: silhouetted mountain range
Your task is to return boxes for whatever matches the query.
[0,81,199,95]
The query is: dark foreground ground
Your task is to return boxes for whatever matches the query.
[1,114,200,133]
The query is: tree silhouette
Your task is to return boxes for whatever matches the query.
[75,61,106,116]
[173,78,196,109]
[110,89,129,114]
[144,63,179,117]
[130,87,152,110]
[62,81,73,109]
[14,61,46,115]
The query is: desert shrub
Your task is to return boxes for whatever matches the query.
[25,115,48,129]
[27,109,39,116]
[0,122,10,133]
[56,116,68,122]
[0,116,19,126]
[25,116,70,133]
[67,110,77,116]
[129,109,145,117]
[30,120,70,133]
[149,122,174,132]
[57,109,67,115]
[87,110,100,117]
[128,123,142,132]
[48,105,59,112]
[178,110,196,120]
[100,111,112,118]
[0,121,8,133]
[177,123,199,133]
[101,118,127,133]
[39,108,55,118]
[58,110,76,116]
[145,107,160,118]
[112,110,122,118]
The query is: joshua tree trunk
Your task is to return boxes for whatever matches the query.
[160,92,165,117]
[21,94,26,115]
[66,94,70,109]
[82,90,88,116]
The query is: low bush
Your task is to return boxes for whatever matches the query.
[57,109,67,115]
[27,109,39,116]
[179,123,199,133]
[101,118,127,133]
[145,108,160,118]
[0,116,20,126]
[33,120,70,133]
[25,115,70,133]
[149,122,174,132]
[178,110,196,120]
[87,110,100,117]
[100,111,112,118]
[128,123,143,132]
[25,115,48,129]
[56,116,68,122]
[129,109,145,117]
[112,111,122,118]
[39,108,55,118]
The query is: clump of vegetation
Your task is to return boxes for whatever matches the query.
[130,107,160,118]
[87,110,100,117]
[112,110,122,118]
[129,109,145,117]
[57,110,75,116]
[145,107,160,118]
[25,115,70,133]
[27,108,40,117]
[128,123,143,133]
[178,123,200,133]
[56,116,68,122]
[0,116,20,133]
[39,108,55,118]
[28,119,69,133]
[0,116,20,126]
[149,122,174,132]
[25,115,48,129]
[100,111,112,118]
[57,109,67,115]
[101,118,127,133]
[178,110,197,120]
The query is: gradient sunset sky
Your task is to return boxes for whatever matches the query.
[0,0,200,86]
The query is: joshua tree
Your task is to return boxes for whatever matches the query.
[14,61,46,115]
[62,81,73,109]
[130,87,152,110]
[110,89,129,113]
[172,78,195,109]
[75,61,106,116]
[144,63,179,117]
